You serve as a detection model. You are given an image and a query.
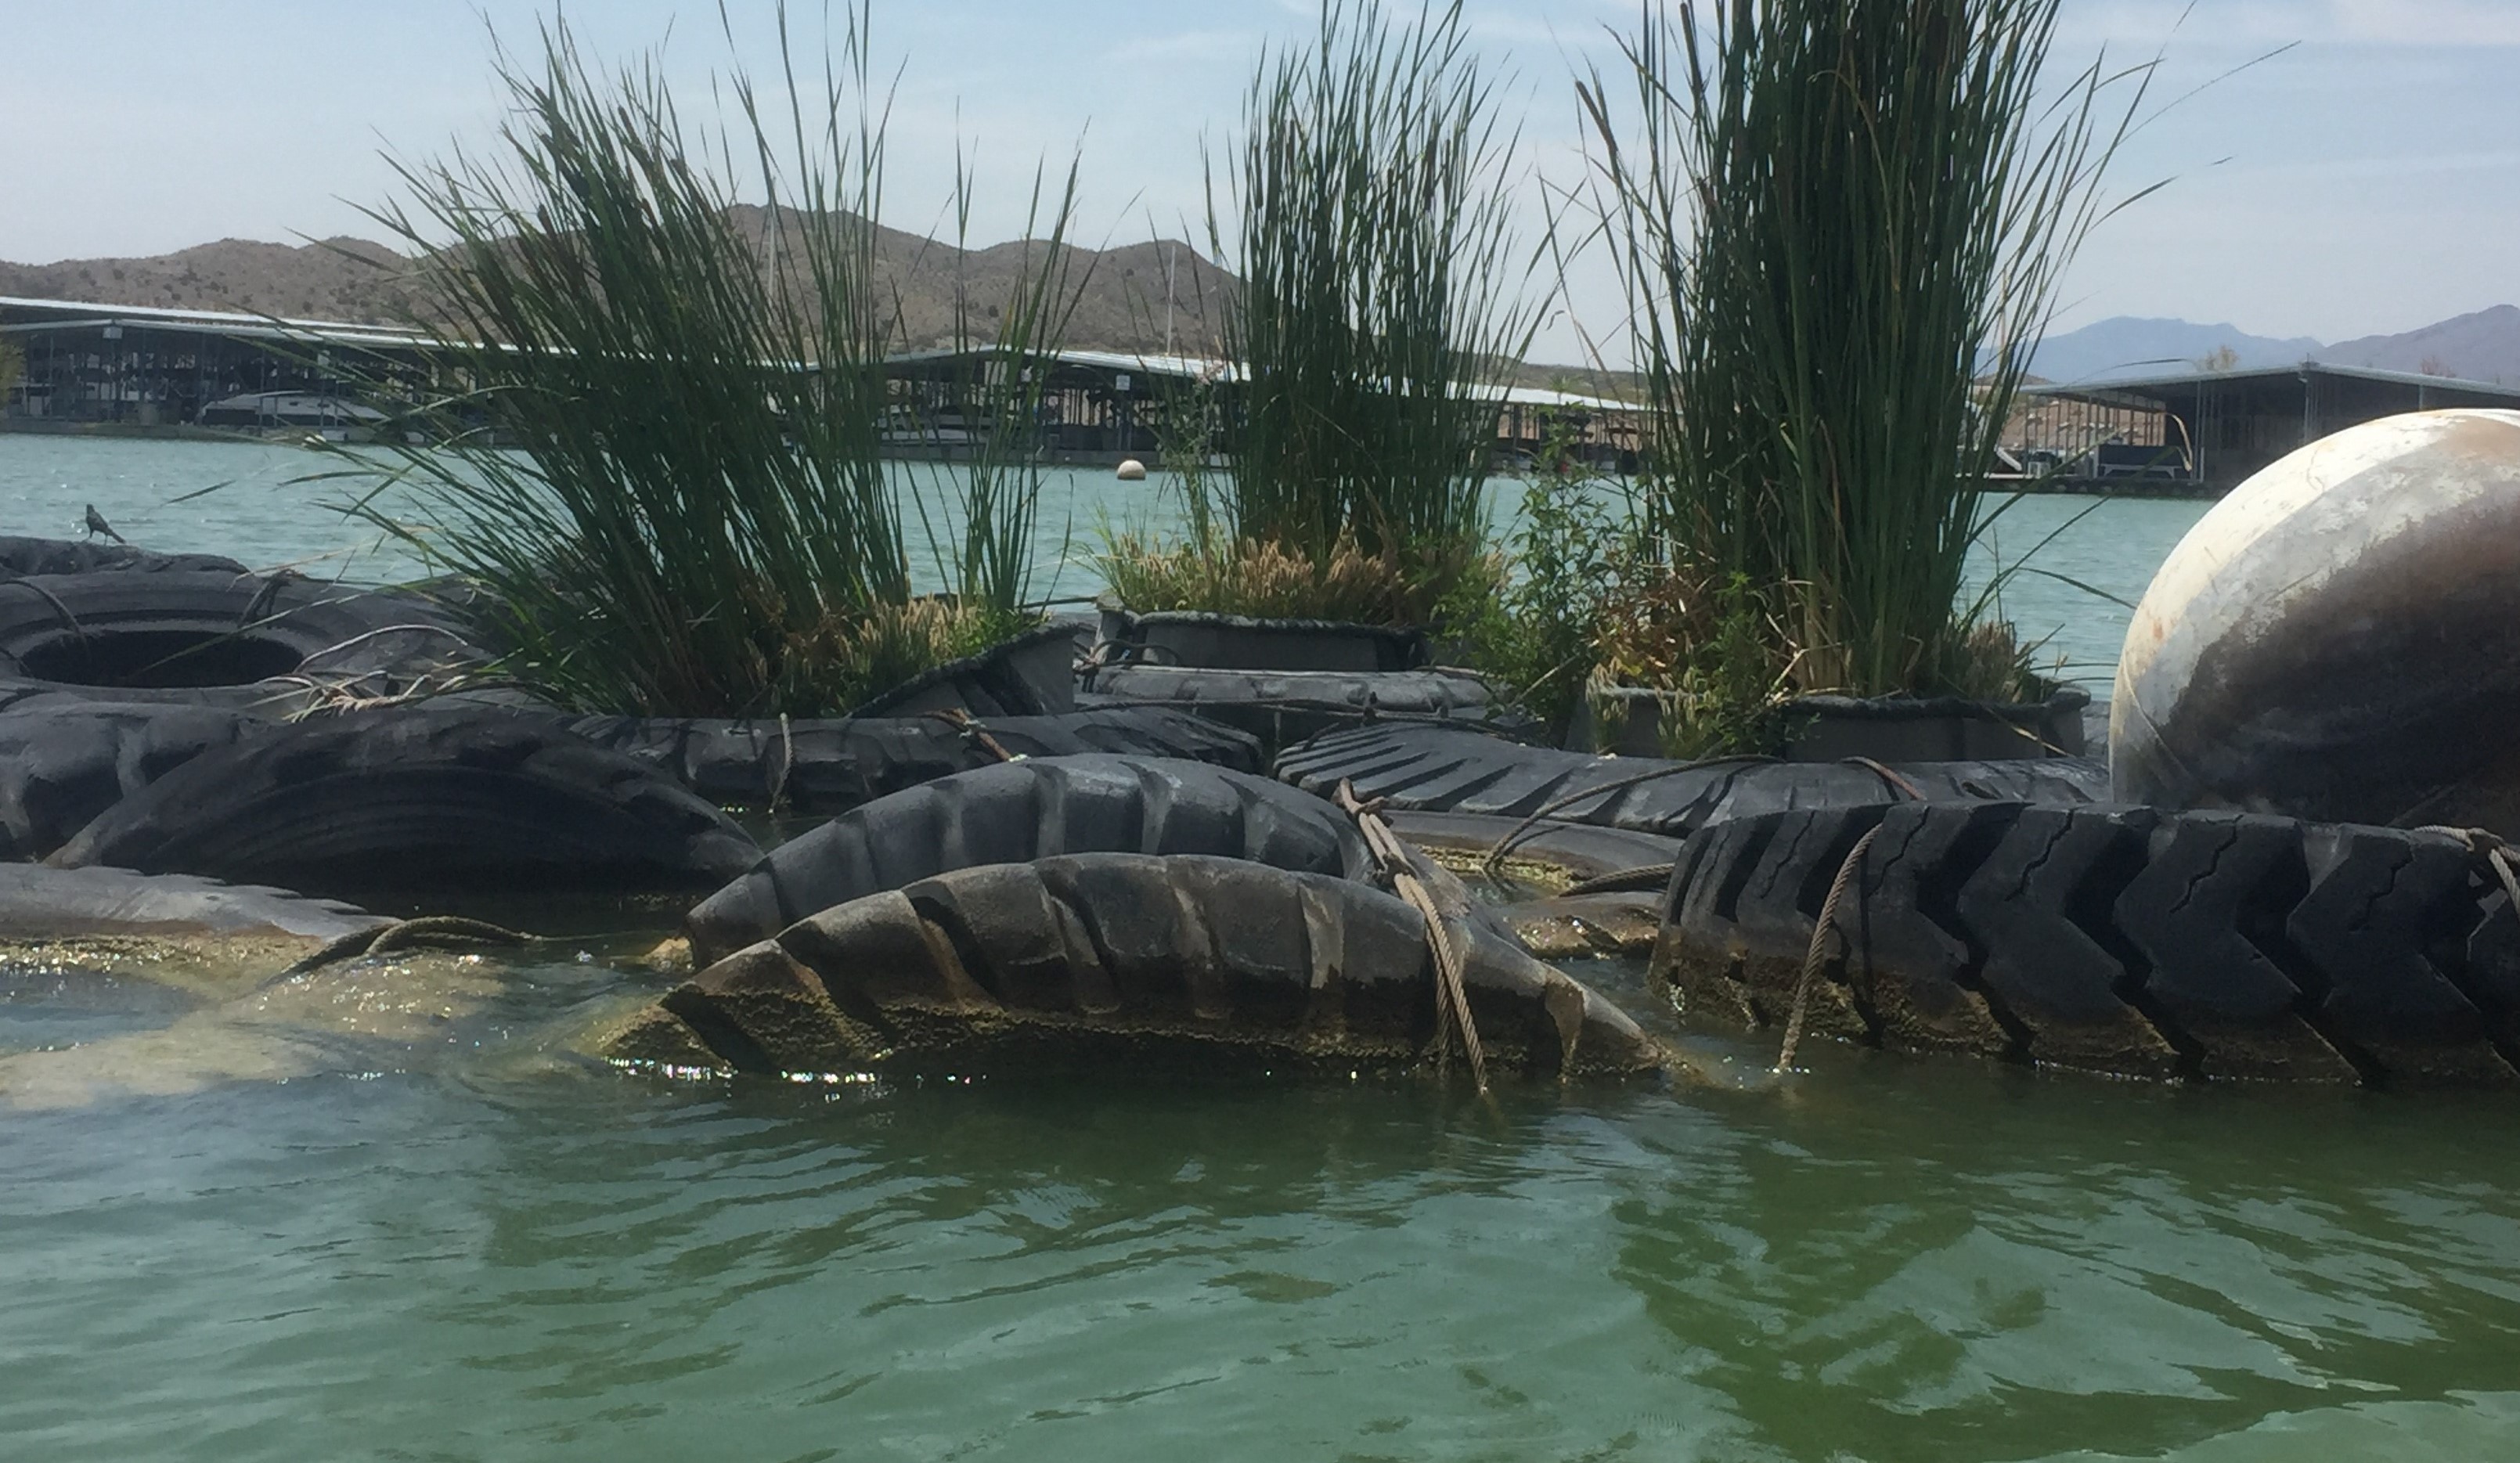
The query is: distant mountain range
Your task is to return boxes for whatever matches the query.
[0,221,1241,359]
[7,232,2515,390]
[2031,306,2520,387]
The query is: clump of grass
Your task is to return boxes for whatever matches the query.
[1098,528,1465,625]
[1578,0,2143,708]
[343,8,1075,717]
[1101,0,1536,626]
[1440,420,1625,740]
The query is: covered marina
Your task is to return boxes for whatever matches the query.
[2,295,1635,465]
[2017,362,2520,496]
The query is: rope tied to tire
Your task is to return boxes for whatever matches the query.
[1335,779,1489,1094]
[924,708,1019,764]
[2414,825,2520,913]
[1773,769,1930,1073]
[278,916,536,977]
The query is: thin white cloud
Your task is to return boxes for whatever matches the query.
[2334,0,2520,44]
[2062,0,2520,46]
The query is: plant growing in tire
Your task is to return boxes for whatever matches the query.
[336,8,1089,720]
[1094,0,1540,665]
[1572,0,2140,760]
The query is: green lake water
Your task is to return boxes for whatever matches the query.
[18,436,2520,1462]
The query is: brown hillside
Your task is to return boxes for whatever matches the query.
[0,236,423,324]
[0,222,1622,382]
[0,219,1242,357]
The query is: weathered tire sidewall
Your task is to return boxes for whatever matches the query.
[45,710,761,897]
[0,571,477,712]
[1102,609,1429,672]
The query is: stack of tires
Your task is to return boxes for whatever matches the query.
[0,539,1274,910]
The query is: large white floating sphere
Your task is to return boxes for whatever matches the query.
[1115,458,1148,481]
[2112,409,2520,831]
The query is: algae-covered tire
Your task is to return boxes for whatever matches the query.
[0,702,259,860]
[685,755,1376,964]
[1083,665,1524,756]
[1649,800,2520,1086]
[0,863,384,943]
[612,852,1661,1081]
[0,571,478,713]
[0,535,251,577]
[567,705,1260,813]
[1375,811,1682,891]
[1495,892,1666,960]
[1277,722,2106,836]
[46,711,761,897]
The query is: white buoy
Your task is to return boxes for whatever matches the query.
[1116,458,1148,481]
[2113,408,2520,831]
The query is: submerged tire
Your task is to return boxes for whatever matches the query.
[1649,800,2520,1086]
[685,755,1376,965]
[0,703,259,860]
[610,852,1661,1080]
[1496,892,1666,960]
[0,571,478,712]
[1277,723,2107,836]
[47,711,761,896]
[567,705,1260,813]
[0,863,385,943]
[1083,665,1522,757]
[1378,811,1683,892]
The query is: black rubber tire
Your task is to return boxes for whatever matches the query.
[1277,722,2107,836]
[847,622,1078,718]
[0,571,478,712]
[1649,800,2520,1086]
[566,705,1261,813]
[1082,665,1525,758]
[611,852,1660,1080]
[0,863,384,942]
[0,702,260,860]
[685,755,1379,965]
[1100,610,1429,672]
[0,535,250,577]
[46,711,761,897]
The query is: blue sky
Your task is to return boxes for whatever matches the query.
[2,1,2514,361]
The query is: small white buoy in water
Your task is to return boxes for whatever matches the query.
[1116,458,1148,481]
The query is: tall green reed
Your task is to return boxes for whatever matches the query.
[1580,0,2147,698]
[1194,0,1539,621]
[345,6,1080,716]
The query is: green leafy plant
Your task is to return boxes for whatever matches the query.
[1577,0,2147,716]
[1103,0,1538,627]
[338,8,1079,716]
[1444,417,1624,740]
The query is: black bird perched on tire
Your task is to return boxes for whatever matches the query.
[82,504,125,544]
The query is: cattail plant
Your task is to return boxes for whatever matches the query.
[1580,0,2144,704]
[344,6,1081,716]
[1109,0,1538,625]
